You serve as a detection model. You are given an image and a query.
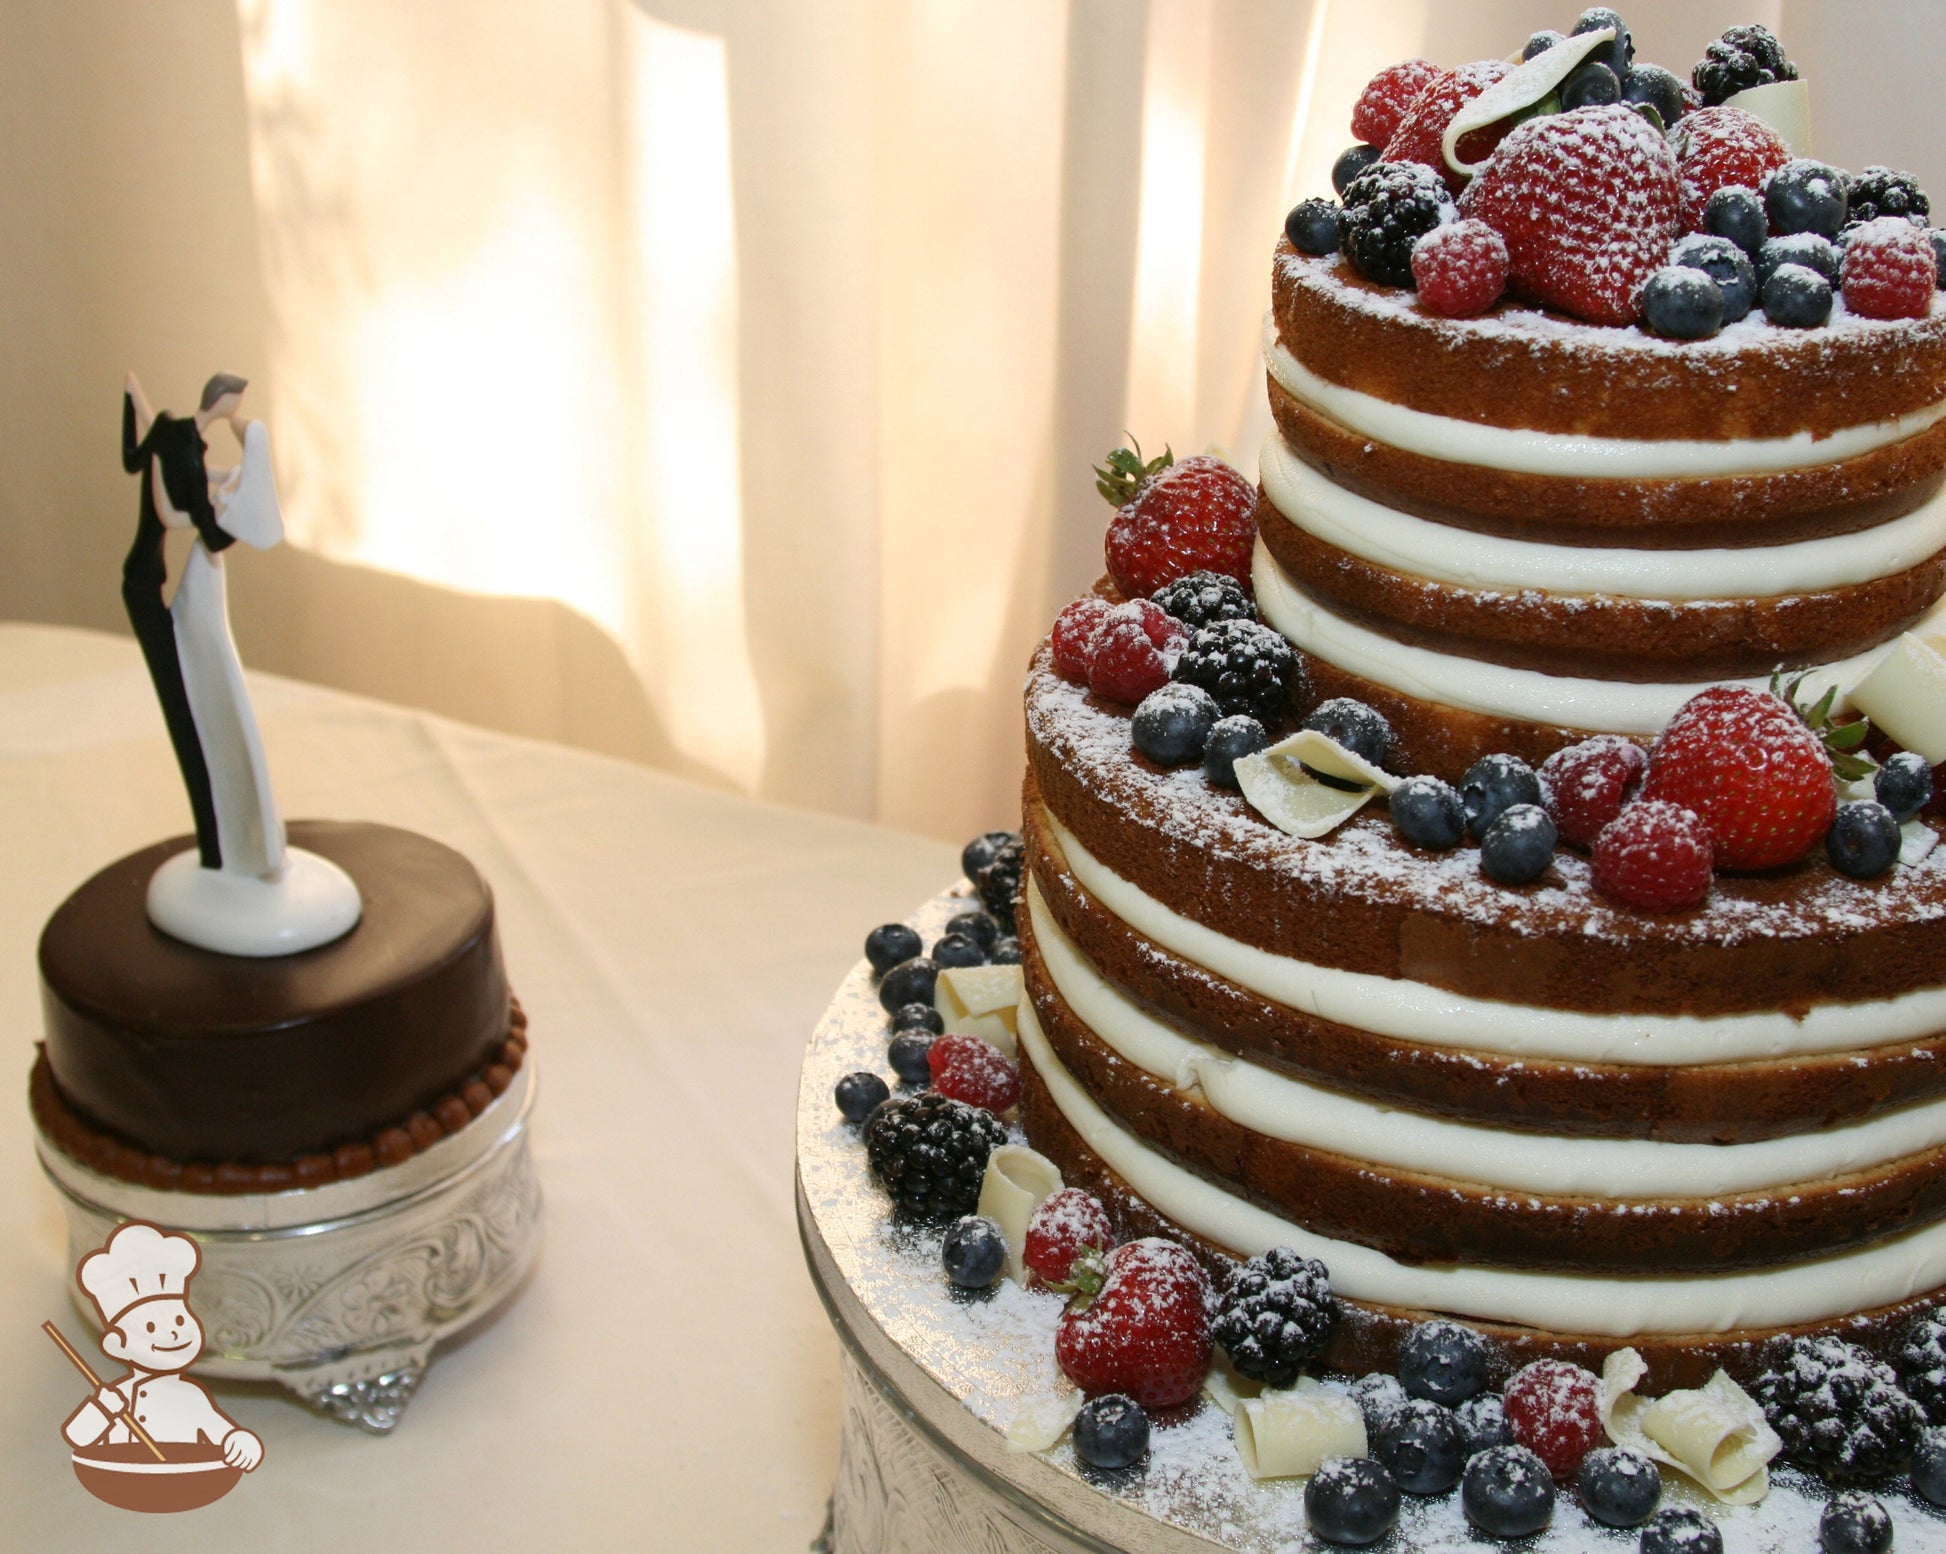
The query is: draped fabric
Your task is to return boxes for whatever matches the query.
[7,1,1945,841]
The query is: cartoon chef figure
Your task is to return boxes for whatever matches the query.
[61,1222,264,1470]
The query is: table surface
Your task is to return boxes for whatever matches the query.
[0,622,960,1551]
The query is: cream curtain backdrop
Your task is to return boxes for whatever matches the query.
[4,2,1944,843]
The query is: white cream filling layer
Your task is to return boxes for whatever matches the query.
[1260,432,1946,600]
[1042,809,1946,1066]
[1018,998,1946,1335]
[1029,879,1946,1199]
[1263,314,1946,479]
[1251,538,1946,731]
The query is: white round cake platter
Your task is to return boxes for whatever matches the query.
[35,1063,542,1434]
[797,890,1946,1553]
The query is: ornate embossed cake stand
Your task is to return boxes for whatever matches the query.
[797,892,1930,1554]
[37,1065,541,1434]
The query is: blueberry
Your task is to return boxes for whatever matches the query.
[1398,1319,1489,1405]
[1132,682,1220,766]
[1827,801,1901,880]
[946,910,1001,951]
[1877,749,1935,822]
[865,922,922,976]
[1391,774,1467,851]
[1570,8,1634,75]
[1578,1446,1662,1528]
[1641,1506,1722,1554]
[1641,265,1725,339]
[1348,1371,1409,1432]
[989,935,1022,965]
[1456,1392,1514,1456]
[887,1030,935,1085]
[1286,197,1342,256]
[1913,1424,1946,1505]
[1932,228,1946,287]
[1819,1491,1893,1554]
[1072,1392,1149,1469]
[1461,754,1543,840]
[1671,232,1757,322]
[835,1070,891,1123]
[931,932,986,970]
[1758,232,1843,287]
[1480,803,1557,885]
[961,829,1016,882]
[1462,1444,1555,1539]
[1523,30,1564,61]
[1204,714,1270,789]
[1703,186,1767,256]
[1332,143,1384,199]
[1303,697,1394,777]
[1305,1456,1401,1546]
[1622,64,1686,127]
[940,1214,1008,1288]
[1767,159,1850,240]
[878,956,939,1014]
[892,1000,944,1034]
[1764,262,1834,328]
[1374,1397,1468,1495]
[1562,60,1621,110]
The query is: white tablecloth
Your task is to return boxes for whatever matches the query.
[0,623,959,1550]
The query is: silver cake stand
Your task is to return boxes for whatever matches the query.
[37,1063,542,1433]
[798,891,1946,1553]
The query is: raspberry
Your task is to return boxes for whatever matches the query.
[1843,216,1939,321]
[1022,1186,1115,1289]
[1103,454,1257,598]
[1539,735,1647,848]
[1086,600,1186,706]
[1412,219,1510,317]
[1592,800,1714,911]
[1050,596,1112,684]
[927,1032,1020,1112]
[1382,61,1515,194]
[1503,1359,1605,1480]
[1351,59,1442,149]
[1340,160,1457,288]
[1459,104,1680,326]
[1669,106,1791,233]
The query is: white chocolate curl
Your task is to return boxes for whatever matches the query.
[976,1144,1063,1285]
[1233,730,1400,840]
[1234,1381,1367,1480]
[935,964,1027,1055]
[1599,1348,1780,1505]
[1442,28,1617,176]
[1006,1387,1083,1453]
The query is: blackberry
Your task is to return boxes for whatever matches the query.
[975,835,1024,932]
[864,1091,1007,1218]
[1210,1247,1337,1386]
[1692,24,1797,108]
[1847,167,1929,229]
[1339,161,1456,289]
[1151,569,1255,631]
[1895,1306,1946,1423]
[1173,619,1300,726]
[1754,1336,1922,1482]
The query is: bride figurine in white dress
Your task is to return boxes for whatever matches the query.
[121,372,361,956]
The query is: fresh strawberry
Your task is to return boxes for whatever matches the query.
[1022,1187,1115,1290]
[1051,596,1113,684]
[1503,1359,1605,1480]
[1667,106,1789,232]
[927,1032,1020,1112]
[1101,447,1256,600]
[1382,60,1514,194]
[1843,216,1939,320]
[1351,59,1442,149]
[1592,800,1714,910]
[1055,1237,1212,1409]
[1460,104,1679,325]
[1640,685,1837,870]
[1539,734,1648,848]
[1086,600,1185,706]
[1412,218,1510,317]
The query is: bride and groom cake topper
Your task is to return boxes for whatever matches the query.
[121,371,361,956]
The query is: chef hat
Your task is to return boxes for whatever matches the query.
[78,1221,202,1329]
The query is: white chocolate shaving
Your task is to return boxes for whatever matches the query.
[1233,730,1398,841]
[1723,77,1813,157]
[1599,1348,1779,1505]
[1234,1383,1366,1480]
[1851,634,1946,764]
[1902,821,1939,867]
[1442,28,1616,176]
[1006,1386,1083,1453]
[936,964,1027,1055]
[1203,1351,1266,1417]
[977,1144,1064,1285]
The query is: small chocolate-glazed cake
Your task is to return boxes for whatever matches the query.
[32,820,530,1194]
